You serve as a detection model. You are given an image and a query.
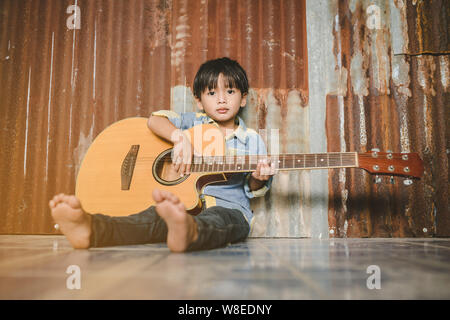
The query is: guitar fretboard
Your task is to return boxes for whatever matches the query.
[189,152,357,173]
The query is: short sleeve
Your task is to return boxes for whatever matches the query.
[151,110,199,130]
[151,110,183,128]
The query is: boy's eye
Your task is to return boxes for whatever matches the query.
[207,91,215,96]
[227,89,235,94]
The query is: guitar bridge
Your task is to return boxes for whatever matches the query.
[121,145,140,190]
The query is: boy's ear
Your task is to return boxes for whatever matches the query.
[195,97,204,111]
[240,93,248,107]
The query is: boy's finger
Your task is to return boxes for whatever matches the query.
[173,155,181,168]
[258,161,264,171]
[172,149,181,163]
[178,163,191,176]
[178,163,186,176]
[270,162,278,175]
[261,164,270,176]
[183,152,192,164]
[173,156,181,172]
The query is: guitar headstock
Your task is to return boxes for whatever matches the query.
[357,151,423,178]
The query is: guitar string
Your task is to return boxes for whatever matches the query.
[134,158,358,167]
[134,154,404,162]
[135,154,359,161]
[134,155,359,163]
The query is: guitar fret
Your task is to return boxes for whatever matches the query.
[207,157,213,172]
[227,155,233,172]
[293,154,298,169]
[249,155,256,171]
[217,156,221,171]
[237,156,243,171]
[318,154,326,167]
[306,154,314,168]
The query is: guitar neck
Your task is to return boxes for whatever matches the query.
[189,152,358,173]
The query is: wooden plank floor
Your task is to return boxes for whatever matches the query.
[1,235,449,299]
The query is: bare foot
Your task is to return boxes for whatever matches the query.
[152,189,198,253]
[49,194,91,249]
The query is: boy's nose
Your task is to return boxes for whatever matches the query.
[217,91,226,103]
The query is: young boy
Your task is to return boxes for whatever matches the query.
[49,57,277,252]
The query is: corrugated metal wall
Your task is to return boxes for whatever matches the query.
[0,0,448,238]
[324,0,449,238]
[0,0,172,234]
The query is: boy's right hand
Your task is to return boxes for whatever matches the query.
[170,129,194,177]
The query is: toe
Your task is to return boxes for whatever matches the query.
[176,202,185,211]
[52,194,63,205]
[159,190,175,202]
[152,189,163,202]
[66,195,81,209]
[168,193,180,204]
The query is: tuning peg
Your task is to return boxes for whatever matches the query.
[403,179,413,186]
[373,175,381,184]
[371,148,380,158]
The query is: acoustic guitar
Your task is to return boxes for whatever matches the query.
[75,117,424,216]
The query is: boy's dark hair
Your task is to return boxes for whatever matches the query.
[193,57,249,99]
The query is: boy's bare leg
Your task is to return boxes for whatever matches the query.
[49,194,91,249]
[152,189,198,252]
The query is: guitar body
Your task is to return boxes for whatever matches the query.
[75,117,227,216]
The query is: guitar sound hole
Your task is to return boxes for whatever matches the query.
[152,149,189,186]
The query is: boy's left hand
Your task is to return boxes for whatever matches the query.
[252,158,278,181]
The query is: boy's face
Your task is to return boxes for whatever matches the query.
[196,73,247,128]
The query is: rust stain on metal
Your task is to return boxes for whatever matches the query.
[405,0,450,55]
[327,0,448,237]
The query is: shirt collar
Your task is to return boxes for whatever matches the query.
[199,112,248,144]
[229,116,248,144]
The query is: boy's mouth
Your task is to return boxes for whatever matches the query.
[216,108,229,114]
